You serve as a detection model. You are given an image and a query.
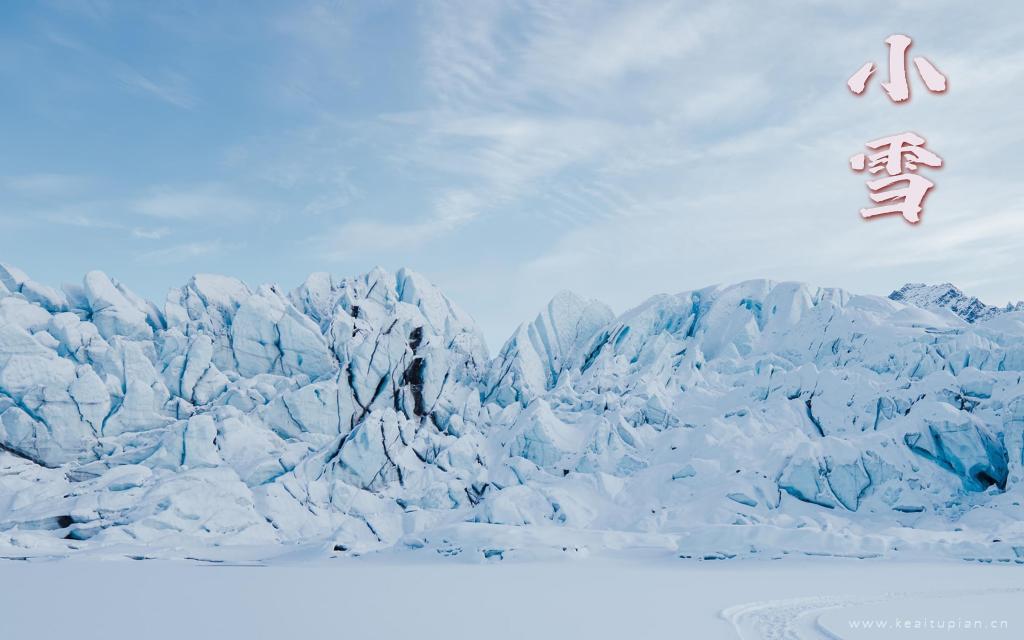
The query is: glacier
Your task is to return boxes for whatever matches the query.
[1,262,1023,562]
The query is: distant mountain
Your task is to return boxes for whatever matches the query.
[889,282,1024,323]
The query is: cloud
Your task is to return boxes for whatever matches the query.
[131,226,172,240]
[133,184,262,221]
[42,0,113,22]
[376,0,793,250]
[0,173,92,196]
[268,0,358,111]
[116,68,197,109]
[42,20,198,110]
[511,1,725,100]
[221,1,769,267]
[137,240,236,264]
[420,0,726,109]
[43,210,123,230]
[317,189,481,259]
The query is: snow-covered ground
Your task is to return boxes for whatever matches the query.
[1,553,1021,639]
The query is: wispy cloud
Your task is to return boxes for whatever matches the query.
[268,0,358,111]
[116,68,198,110]
[137,240,236,264]
[0,173,92,196]
[43,22,198,110]
[43,210,123,230]
[133,184,261,221]
[380,1,800,244]
[317,189,480,259]
[131,226,172,240]
[42,0,113,22]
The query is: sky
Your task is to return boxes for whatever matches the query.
[1,0,1023,350]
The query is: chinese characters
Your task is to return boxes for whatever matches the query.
[848,34,947,103]
[848,35,946,224]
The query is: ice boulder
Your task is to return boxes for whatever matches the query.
[82,271,155,341]
[486,291,614,406]
[0,263,67,312]
[0,323,111,466]
[904,405,1009,492]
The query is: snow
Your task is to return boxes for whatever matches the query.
[1,265,1024,565]
[0,553,1021,640]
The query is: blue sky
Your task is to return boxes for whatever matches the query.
[1,1,1023,348]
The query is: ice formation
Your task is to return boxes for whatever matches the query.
[1,263,1022,561]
